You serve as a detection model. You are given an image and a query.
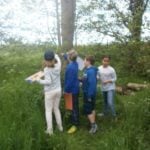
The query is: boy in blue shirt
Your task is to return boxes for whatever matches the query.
[64,50,80,134]
[82,56,98,134]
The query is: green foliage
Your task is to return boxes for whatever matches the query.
[119,42,150,78]
[77,42,150,79]
[77,0,149,43]
[0,44,149,150]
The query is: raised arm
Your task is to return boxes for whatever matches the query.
[54,54,61,71]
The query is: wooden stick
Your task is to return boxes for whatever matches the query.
[25,71,44,83]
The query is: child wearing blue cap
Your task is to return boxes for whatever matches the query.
[35,50,63,135]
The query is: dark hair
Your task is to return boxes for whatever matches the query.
[85,55,95,65]
[102,55,111,60]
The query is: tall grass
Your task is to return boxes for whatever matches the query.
[0,44,149,150]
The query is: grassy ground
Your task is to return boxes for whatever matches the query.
[0,46,149,150]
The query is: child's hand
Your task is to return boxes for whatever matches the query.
[33,79,41,83]
[79,82,83,87]
[103,80,112,84]
[88,98,92,102]
[103,81,108,84]
[78,77,83,81]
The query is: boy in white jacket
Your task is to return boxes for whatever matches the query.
[98,55,117,117]
[35,51,63,135]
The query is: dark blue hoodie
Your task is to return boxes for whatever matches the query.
[82,66,97,98]
[64,61,79,94]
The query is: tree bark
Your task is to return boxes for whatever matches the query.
[129,0,149,42]
[61,0,76,51]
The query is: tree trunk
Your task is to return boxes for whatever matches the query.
[61,0,76,51]
[129,0,148,42]
[55,0,61,47]
[130,11,143,42]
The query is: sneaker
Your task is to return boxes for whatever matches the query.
[92,124,98,133]
[89,127,94,134]
[89,124,98,134]
[67,125,77,134]
[58,125,63,132]
[97,113,104,117]
[45,129,53,135]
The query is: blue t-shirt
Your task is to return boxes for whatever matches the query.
[82,66,97,98]
[64,61,79,94]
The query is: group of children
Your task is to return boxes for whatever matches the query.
[34,49,117,135]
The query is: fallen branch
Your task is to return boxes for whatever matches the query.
[127,83,148,91]
[116,82,149,95]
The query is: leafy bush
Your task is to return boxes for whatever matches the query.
[119,42,150,79]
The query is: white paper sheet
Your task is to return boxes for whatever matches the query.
[77,56,84,71]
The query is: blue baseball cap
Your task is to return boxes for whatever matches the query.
[44,50,55,61]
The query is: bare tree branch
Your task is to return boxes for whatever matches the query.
[144,0,150,11]
[43,0,57,45]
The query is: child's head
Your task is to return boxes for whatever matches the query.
[68,49,78,62]
[102,55,111,67]
[44,50,55,67]
[84,56,95,68]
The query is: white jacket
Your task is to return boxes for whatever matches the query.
[98,65,117,91]
[38,54,61,92]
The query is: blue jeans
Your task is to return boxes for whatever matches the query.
[102,90,116,117]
